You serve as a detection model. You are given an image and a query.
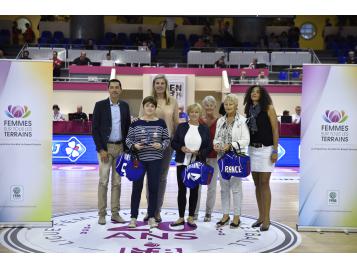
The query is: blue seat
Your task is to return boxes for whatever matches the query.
[117,33,128,45]
[188,34,199,46]
[53,31,64,41]
[279,71,288,80]
[104,32,116,39]
[292,71,300,79]
[338,56,346,64]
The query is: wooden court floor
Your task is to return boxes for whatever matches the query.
[1,165,357,253]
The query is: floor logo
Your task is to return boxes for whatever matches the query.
[0,209,301,253]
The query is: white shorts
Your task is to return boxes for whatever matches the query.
[248,145,275,172]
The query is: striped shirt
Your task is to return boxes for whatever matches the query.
[126,119,170,161]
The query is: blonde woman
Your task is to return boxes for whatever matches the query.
[171,103,211,227]
[140,74,179,222]
[213,94,250,229]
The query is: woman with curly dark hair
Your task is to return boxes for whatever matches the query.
[244,85,279,231]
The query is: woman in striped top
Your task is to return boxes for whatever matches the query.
[126,96,170,228]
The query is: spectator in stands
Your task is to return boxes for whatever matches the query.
[0,49,5,59]
[73,51,92,66]
[85,39,96,50]
[52,51,62,78]
[101,52,115,66]
[244,85,279,232]
[73,105,88,121]
[325,18,332,27]
[292,106,301,124]
[256,71,269,85]
[52,104,65,121]
[249,58,258,69]
[215,56,226,68]
[347,51,356,64]
[194,37,206,48]
[268,35,281,50]
[239,71,251,84]
[163,17,177,49]
[202,22,213,43]
[92,78,131,225]
[20,50,31,59]
[279,32,289,48]
[139,74,179,223]
[288,23,300,48]
[12,21,21,45]
[219,20,235,45]
[23,23,35,44]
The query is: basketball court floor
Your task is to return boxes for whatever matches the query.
[1,165,356,253]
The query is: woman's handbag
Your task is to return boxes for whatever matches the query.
[218,143,250,180]
[116,151,145,182]
[182,161,214,189]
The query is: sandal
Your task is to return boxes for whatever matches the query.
[216,216,230,227]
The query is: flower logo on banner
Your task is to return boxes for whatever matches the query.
[5,105,31,118]
[65,141,83,158]
[323,110,348,123]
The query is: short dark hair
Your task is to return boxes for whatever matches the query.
[53,104,60,110]
[142,96,157,108]
[108,79,122,89]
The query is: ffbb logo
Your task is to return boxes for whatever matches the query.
[328,191,339,205]
[10,185,24,201]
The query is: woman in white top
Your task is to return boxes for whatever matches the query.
[171,103,211,227]
[213,94,250,228]
[140,74,180,222]
[53,104,65,121]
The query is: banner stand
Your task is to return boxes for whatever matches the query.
[297,225,357,233]
[0,221,53,228]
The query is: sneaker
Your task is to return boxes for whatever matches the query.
[128,218,137,228]
[187,216,197,228]
[203,214,211,222]
[148,217,158,228]
[98,215,106,225]
[111,214,125,223]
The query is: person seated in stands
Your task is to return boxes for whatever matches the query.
[346,51,356,64]
[20,50,31,60]
[12,21,21,45]
[101,52,115,66]
[215,56,226,68]
[256,71,269,85]
[280,110,292,123]
[72,105,88,121]
[52,51,62,78]
[292,106,301,124]
[0,49,5,59]
[85,39,96,50]
[23,23,35,44]
[202,22,213,43]
[53,104,65,121]
[239,71,250,84]
[73,51,92,66]
[248,58,258,69]
[194,37,206,48]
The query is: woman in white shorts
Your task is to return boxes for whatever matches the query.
[243,85,279,231]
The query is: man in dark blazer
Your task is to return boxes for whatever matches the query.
[92,78,131,225]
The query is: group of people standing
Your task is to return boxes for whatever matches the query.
[92,74,279,232]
